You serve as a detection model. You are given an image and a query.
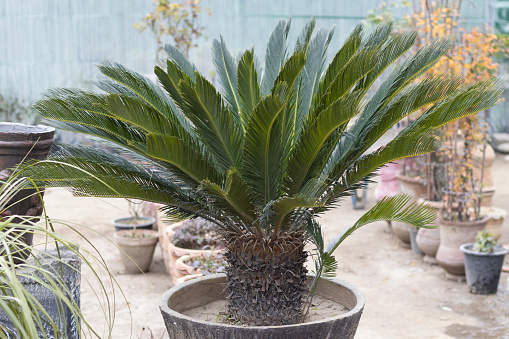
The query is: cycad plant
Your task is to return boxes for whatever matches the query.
[21,20,503,326]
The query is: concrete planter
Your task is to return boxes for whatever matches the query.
[160,274,365,339]
[113,229,159,273]
[436,217,488,278]
[461,243,508,294]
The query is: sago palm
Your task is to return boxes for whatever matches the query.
[21,19,503,326]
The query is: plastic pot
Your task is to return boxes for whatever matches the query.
[460,243,508,294]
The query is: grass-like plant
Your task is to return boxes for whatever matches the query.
[20,19,503,326]
[0,174,118,338]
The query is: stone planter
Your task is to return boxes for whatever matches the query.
[112,216,156,232]
[436,217,488,278]
[160,274,365,339]
[461,243,508,294]
[163,222,223,285]
[415,199,442,264]
[113,229,159,273]
[0,123,55,262]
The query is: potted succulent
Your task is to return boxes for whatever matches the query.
[460,230,508,294]
[174,252,226,285]
[164,217,223,284]
[21,18,503,337]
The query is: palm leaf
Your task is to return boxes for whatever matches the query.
[237,49,261,126]
[162,44,197,81]
[212,36,241,114]
[178,74,244,170]
[260,19,291,96]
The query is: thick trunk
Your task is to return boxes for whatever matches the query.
[223,230,308,326]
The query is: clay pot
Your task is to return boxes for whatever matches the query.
[374,161,400,202]
[0,123,55,262]
[160,274,365,339]
[113,229,159,273]
[112,216,156,232]
[486,218,504,242]
[415,199,442,264]
[436,217,488,278]
[174,254,204,285]
[461,243,508,294]
[162,222,223,284]
[479,186,495,207]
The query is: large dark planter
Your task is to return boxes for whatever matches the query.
[160,274,365,339]
[0,123,55,262]
[460,243,508,294]
[112,216,156,232]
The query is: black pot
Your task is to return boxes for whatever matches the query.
[112,216,156,232]
[159,274,365,339]
[460,243,508,294]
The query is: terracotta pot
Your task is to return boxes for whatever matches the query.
[0,123,55,263]
[436,217,488,278]
[163,222,223,284]
[479,186,495,207]
[113,229,159,273]
[160,274,365,339]
[486,218,504,242]
[415,199,442,264]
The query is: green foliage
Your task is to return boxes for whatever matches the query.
[22,19,503,273]
[473,229,497,253]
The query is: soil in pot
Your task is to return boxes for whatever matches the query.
[436,217,488,278]
[461,243,508,294]
[113,229,159,273]
[112,216,156,232]
[160,274,365,339]
[174,253,227,285]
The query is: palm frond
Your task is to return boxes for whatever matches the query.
[162,44,197,81]
[326,195,437,254]
[261,19,291,95]
[212,36,241,114]
[178,74,244,170]
[237,49,261,126]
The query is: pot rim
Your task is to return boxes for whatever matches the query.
[460,243,508,256]
[113,229,159,243]
[112,216,156,227]
[438,216,489,226]
[160,273,366,330]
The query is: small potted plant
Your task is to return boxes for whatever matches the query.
[164,217,223,284]
[113,201,159,273]
[460,230,508,294]
[174,252,226,284]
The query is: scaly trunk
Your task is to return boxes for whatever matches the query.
[223,229,308,326]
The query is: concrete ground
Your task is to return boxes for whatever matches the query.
[41,154,509,339]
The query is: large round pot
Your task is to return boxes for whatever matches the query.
[160,274,365,339]
[415,199,442,264]
[460,243,508,294]
[0,123,55,262]
[113,229,159,273]
[436,217,488,278]
[112,216,156,232]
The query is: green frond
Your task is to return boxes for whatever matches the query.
[155,59,194,109]
[237,49,261,126]
[162,44,197,81]
[326,194,437,254]
[294,17,316,54]
[93,76,137,96]
[212,36,241,114]
[242,94,285,203]
[146,133,222,184]
[261,19,291,95]
[178,74,244,170]
[287,90,363,195]
[362,20,393,48]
